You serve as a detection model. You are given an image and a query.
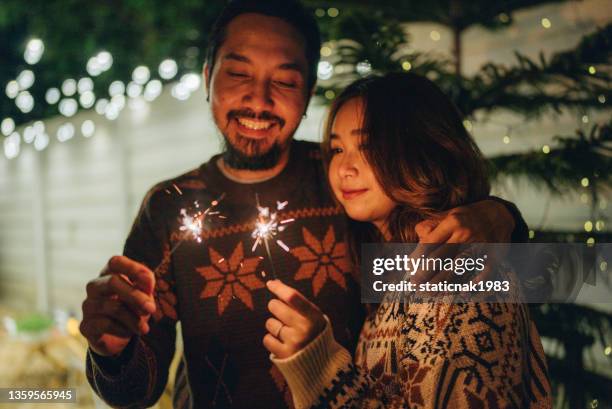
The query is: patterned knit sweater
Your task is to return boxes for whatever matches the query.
[272,294,552,408]
[85,140,366,408]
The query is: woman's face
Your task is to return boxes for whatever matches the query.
[328,98,397,232]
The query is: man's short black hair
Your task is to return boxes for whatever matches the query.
[205,0,321,92]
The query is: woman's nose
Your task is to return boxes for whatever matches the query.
[338,153,359,179]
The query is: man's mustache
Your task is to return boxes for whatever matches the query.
[227,109,285,128]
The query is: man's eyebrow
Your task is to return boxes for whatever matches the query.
[224,52,303,73]
[278,62,304,73]
[223,52,251,63]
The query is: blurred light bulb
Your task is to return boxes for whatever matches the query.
[6,80,19,99]
[59,98,78,117]
[127,82,143,98]
[144,79,162,101]
[34,132,49,151]
[79,91,96,108]
[109,80,125,97]
[57,123,75,142]
[4,132,21,159]
[1,117,16,136]
[95,98,109,115]
[24,38,45,65]
[45,88,61,104]
[181,73,201,92]
[17,70,35,90]
[81,120,95,137]
[317,61,333,80]
[16,91,34,113]
[159,59,178,80]
[77,77,94,94]
[62,79,77,96]
[132,66,150,85]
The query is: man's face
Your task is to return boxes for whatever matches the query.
[206,13,310,170]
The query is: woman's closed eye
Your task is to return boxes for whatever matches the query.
[274,80,297,89]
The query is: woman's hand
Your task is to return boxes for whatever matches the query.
[263,279,327,359]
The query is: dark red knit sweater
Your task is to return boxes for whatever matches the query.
[85,140,365,408]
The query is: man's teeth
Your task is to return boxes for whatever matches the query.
[237,117,273,130]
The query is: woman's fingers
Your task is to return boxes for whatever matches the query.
[267,299,301,327]
[266,279,319,317]
[263,333,287,357]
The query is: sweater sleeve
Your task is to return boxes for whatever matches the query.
[271,317,384,409]
[85,185,178,408]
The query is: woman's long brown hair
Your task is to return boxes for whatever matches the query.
[322,72,491,269]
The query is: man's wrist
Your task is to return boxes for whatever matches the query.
[487,196,528,243]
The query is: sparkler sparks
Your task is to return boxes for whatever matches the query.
[250,195,294,280]
[167,192,225,258]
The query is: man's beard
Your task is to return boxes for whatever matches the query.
[221,108,288,170]
[222,134,283,170]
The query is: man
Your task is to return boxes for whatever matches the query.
[80,1,526,408]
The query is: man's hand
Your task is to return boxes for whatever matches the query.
[263,280,326,359]
[80,255,157,357]
[415,199,515,243]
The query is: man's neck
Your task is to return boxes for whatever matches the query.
[216,147,291,184]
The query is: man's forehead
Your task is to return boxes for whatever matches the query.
[221,13,307,62]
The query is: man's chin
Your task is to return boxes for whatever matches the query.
[222,139,283,171]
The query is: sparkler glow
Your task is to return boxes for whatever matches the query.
[165,192,226,260]
[251,194,294,279]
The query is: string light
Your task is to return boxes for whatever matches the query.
[356,61,372,76]
[87,51,113,76]
[402,61,412,71]
[315,8,325,17]
[24,38,45,65]
[59,98,78,117]
[45,88,61,104]
[158,59,178,80]
[498,13,509,23]
[581,177,589,187]
[5,80,19,99]
[327,8,339,17]
[95,98,109,115]
[81,120,95,138]
[79,91,95,109]
[144,80,162,101]
[1,117,15,136]
[541,18,551,28]
[320,46,332,57]
[132,66,151,85]
[588,66,596,75]
[17,70,35,90]
[171,83,190,101]
[598,95,606,103]
[595,220,605,231]
[582,115,589,123]
[324,90,335,100]
[503,135,511,144]
[3,132,20,159]
[109,80,125,97]
[77,77,94,94]
[542,145,550,154]
[601,263,609,273]
[34,131,49,151]
[61,79,77,96]
[430,30,441,41]
[529,230,535,239]
[16,91,34,113]
[463,119,473,132]
[57,123,75,142]
[23,125,36,143]
[317,61,333,80]
[584,221,593,232]
[181,73,201,92]
[127,82,143,98]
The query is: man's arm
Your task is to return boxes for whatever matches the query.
[83,186,178,408]
[415,196,528,243]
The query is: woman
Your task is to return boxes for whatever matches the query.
[262,73,552,408]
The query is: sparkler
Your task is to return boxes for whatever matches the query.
[164,191,226,262]
[251,193,294,279]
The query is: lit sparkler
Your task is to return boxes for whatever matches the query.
[251,194,294,279]
[166,192,226,259]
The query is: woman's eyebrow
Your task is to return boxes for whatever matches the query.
[351,129,366,135]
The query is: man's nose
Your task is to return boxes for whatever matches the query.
[242,79,273,112]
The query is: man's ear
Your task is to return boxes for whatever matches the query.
[203,63,211,101]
